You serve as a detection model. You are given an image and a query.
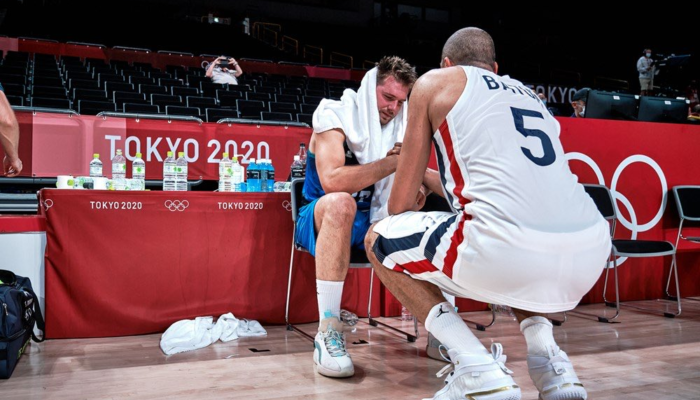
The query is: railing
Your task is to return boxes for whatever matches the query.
[330,52,353,69]
[281,36,299,56]
[112,46,151,53]
[303,45,323,65]
[12,106,79,116]
[95,112,203,125]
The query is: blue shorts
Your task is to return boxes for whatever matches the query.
[294,198,371,257]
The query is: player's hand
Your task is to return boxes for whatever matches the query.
[411,185,429,211]
[3,155,22,177]
[386,142,402,157]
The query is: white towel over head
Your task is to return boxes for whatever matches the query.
[312,67,408,222]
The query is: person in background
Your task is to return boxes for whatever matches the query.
[570,87,590,118]
[637,49,654,96]
[0,83,22,177]
[206,56,243,85]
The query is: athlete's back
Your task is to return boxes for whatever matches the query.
[434,66,601,234]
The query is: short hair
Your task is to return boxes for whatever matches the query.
[441,27,496,69]
[572,87,590,102]
[376,56,417,88]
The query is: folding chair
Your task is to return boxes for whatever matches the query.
[672,186,700,302]
[579,184,680,322]
[285,178,419,342]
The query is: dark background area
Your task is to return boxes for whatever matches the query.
[1,0,697,95]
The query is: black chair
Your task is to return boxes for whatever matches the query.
[246,92,272,102]
[78,100,116,115]
[32,76,63,87]
[172,86,199,97]
[269,101,298,114]
[114,92,147,110]
[65,71,93,81]
[281,87,303,96]
[159,78,184,88]
[129,76,155,86]
[260,111,293,122]
[300,103,318,114]
[205,108,239,123]
[236,100,267,119]
[151,94,182,107]
[73,88,108,102]
[69,79,100,90]
[672,186,700,302]
[31,97,71,109]
[105,81,135,94]
[255,86,278,95]
[297,113,313,126]
[583,184,680,321]
[275,94,300,103]
[165,105,200,117]
[186,96,217,109]
[305,89,326,97]
[0,74,27,85]
[5,95,24,106]
[140,84,168,96]
[285,178,419,343]
[2,83,26,97]
[31,86,67,99]
[303,95,325,106]
[124,103,160,114]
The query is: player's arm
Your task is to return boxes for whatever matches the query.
[315,128,398,194]
[389,74,435,214]
[422,168,443,198]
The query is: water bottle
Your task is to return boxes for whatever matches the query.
[246,158,259,192]
[163,151,177,191]
[132,152,145,191]
[267,159,275,191]
[89,153,103,177]
[259,159,269,192]
[290,155,304,179]
[175,151,188,191]
[401,305,413,321]
[298,143,307,169]
[490,304,515,318]
[112,149,126,190]
[231,155,244,192]
[219,152,232,192]
[340,309,358,326]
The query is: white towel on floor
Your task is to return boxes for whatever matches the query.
[160,313,268,355]
[312,67,408,223]
[237,319,268,337]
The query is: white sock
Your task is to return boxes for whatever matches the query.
[520,316,559,356]
[316,280,343,324]
[425,302,489,358]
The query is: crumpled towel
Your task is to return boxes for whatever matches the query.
[160,312,267,355]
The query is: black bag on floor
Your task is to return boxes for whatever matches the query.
[0,269,45,379]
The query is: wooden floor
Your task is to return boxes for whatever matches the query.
[3,300,700,399]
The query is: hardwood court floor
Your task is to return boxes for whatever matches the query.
[2,300,700,399]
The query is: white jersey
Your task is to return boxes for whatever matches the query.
[434,66,602,234]
[373,66,611,312]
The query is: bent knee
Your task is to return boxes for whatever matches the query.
[321,192,357,220]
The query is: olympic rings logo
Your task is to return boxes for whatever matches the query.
[164,200,190,212]
[282,200,292,211]
[41,199,54,212]
[566,153,668,265]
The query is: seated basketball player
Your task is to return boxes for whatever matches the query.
[365,28,610,400]
[295,56,422,378]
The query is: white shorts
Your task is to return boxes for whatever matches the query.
[372,211,611,313]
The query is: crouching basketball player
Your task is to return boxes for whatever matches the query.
[365,27,610,400]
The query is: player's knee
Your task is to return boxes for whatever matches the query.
[324,192,357,223]
[364,223,379,255]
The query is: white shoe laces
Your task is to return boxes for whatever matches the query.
[436,343,514,381]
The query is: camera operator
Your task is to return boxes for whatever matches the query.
[206,56,243,85]
[637,49,654,96]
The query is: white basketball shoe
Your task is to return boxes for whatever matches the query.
[426,343,521,400]
[527,345,587,400]
[313,317,354,378]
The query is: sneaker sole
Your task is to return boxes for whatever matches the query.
[463,385,521,400]
[539,383,586,400]
[313,358,355,378]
